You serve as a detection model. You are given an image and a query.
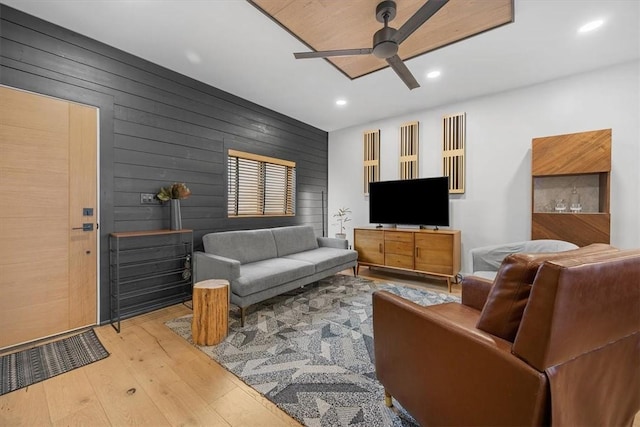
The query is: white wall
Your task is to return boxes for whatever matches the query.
[328,60,640,273]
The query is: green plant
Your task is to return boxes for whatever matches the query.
[333,207,352,234]
[156,182,192,201]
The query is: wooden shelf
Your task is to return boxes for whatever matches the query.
[532,213,610,247]
[109,229,193,332]
[531,129,611,246]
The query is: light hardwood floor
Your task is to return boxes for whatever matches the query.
[1,268,637,426]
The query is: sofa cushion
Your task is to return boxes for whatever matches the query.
[284,247,358,272]
[203,229,277,264]
[271,225,318,257]
[476,243,618,342]
[232,258,315,297]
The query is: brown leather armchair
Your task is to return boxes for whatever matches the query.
[373,245,640,426]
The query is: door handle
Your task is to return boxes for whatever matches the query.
[72,223,94,231]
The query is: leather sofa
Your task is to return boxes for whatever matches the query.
[373,243,640,426]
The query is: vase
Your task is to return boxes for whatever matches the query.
[170,199,182,230]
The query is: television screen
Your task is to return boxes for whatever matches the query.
[369,177,450,227]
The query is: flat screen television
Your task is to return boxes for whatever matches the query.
[369,177,450,228]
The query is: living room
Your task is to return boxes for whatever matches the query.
[1,0,639,425]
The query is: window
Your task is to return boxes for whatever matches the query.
[227,149,296,217]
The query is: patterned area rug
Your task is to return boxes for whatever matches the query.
[0,329,109,396]
[165,274,460,427]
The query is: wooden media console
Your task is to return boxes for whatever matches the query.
[354,227,461,292]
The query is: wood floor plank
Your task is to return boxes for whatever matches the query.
[43,367,103,423]
[211,387,301,427]
[165,354,238,406]
[83,353,171,426]
[137,319,200,366]
[127,361,231,427]
[106,324,230,426]
[51,400,111,427]
[0,382,52,426]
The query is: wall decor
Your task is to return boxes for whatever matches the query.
[399,121,419,180]
[442,112,466,193]
[363,129,380,194]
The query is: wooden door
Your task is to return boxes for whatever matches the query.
[414,233,455,276]
[0,86,98,349]
[354,229,385,265]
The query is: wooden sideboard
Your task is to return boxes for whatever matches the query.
[354,227,461,292]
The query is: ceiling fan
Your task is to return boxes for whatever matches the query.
[293,0,449,90]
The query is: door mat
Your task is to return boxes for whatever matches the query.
[0,329,109,396]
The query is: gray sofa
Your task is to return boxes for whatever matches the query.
[470,239,579,280]
[194,225,358,325]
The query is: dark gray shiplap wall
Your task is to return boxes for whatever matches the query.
[0,4,329,322]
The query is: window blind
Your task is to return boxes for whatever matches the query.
[228,149,296,217]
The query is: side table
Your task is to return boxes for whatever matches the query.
[191,279,229,346]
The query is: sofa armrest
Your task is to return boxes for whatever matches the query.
[372,290,548,427]
[317,236,348,249]
[193,251,240,283]
[460,275,494,311]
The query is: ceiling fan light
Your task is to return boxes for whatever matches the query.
[373,27,398,59]
[373,41,398,58]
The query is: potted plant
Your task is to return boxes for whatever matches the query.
[333,207,352,239]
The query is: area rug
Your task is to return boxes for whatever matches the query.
[166,274,459,426]
[0,329,109,396]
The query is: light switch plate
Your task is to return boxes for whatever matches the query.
[140,193,158,204]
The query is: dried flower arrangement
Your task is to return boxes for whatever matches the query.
[156,182,192,202]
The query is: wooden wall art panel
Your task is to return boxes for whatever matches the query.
[399,121,419,180]
[363,129,380,194]
[442,112,466,193]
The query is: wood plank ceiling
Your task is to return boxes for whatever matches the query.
[249,0,514,80]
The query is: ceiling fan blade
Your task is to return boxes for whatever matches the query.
[392,0,449,45]
[386,55,420,90]
[294,48,373,59]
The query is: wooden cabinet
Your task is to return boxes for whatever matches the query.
[354,227,461,292]
[531,129,611,246]
[354,229,385,265]
[415,233,456,276]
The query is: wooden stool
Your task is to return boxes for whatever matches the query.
[191,279,229,346]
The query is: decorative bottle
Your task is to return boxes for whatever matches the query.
[569,186,582,213]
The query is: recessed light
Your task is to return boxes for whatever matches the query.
[185,50,202,64]
[336,99,347,106]
[426,70,441,79]
[578,19,604,33]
